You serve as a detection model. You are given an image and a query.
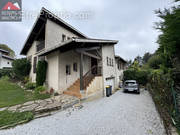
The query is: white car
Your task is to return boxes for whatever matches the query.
[123,80,140,94]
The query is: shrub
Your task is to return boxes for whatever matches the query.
[25,82,36,90]
[36,60,47,86]
[35,86,46,93]
[123,69,149,85]
[12,58,31,80]
[147,55,163,69]
[0,68,14,78]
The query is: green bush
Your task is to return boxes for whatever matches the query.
[123,69,149,85]
[148,55,163,69]
[25,82,36,90]
[0,68,14,78]
[36,60,47,86]
[35,86,46,93]
[12,58,31,80]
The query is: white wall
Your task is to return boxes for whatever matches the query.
[46,51,59,91]
[115,59,124,88]
[101,45,116,93]
[27,41,37,82]
[0,57,13,69]
[45,19,79,49]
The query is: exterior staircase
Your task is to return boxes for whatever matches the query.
[63,66,102,99]
[63,76,95,99]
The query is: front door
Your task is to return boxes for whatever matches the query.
[91,58,97,74]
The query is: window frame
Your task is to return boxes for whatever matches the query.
[66,65,71,75]
[73,63,78,72]
[62,34,66,42]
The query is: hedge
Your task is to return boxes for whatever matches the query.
[123,69,149,85]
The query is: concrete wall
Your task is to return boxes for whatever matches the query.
[101,45,116,94]
[46,51,59,91]
[27,41,37,82]
[45,19,79,50]
[86,76,103,96]
[115,59,124,88]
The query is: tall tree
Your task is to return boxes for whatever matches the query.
[142,52,152,64]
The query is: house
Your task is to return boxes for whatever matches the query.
[20,7,126,99]
[115,55,127,87]
[0,49,14,69]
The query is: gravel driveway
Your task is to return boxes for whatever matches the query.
[0,89,166,135]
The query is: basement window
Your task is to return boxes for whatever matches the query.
[66,65,71,75]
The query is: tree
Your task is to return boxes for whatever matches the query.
[155,5,180,61]
[36,60,47,86]
[142,52,152,64]
[0,44,15,57]
[12,58,31,79]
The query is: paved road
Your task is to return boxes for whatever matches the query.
[0,90,166,135]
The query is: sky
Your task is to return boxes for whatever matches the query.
[0,0,176,60]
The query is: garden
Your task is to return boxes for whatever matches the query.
[0,58,51,128]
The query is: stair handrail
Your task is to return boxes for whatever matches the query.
[83,65,102,90]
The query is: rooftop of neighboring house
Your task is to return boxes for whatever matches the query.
[115,55,127,63]
[0,48,9,54]
[0,49,15,61]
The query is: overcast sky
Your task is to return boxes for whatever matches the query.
[0,0,176,60]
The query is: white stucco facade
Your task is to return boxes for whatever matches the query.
[0,57,13,69]
[101,45,117,94]
[22,8,125,98]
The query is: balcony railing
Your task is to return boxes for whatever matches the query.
[36,41,45,52]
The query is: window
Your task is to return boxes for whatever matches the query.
[73,63,77,72]
[109,58,111,66]
[66,65,71,75]
[7,62,9,64]
[33,56,37,73]
[67,37,71,40]
[62,34,66,42]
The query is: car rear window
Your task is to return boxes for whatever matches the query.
[125,82,136,85]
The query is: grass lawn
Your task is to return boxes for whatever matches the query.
[0,110,33,128]
[0,78,50,108]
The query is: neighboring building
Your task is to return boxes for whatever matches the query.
[115,55,127,87]
[20,7,126,99]
[0,49,14,69]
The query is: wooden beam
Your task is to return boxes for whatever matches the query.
[76,47,100,52]
[80,53,84,91]
[76,50,101,60]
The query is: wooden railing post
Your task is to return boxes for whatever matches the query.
[80,52,84,91]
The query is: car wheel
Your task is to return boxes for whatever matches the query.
[137,90,140,94]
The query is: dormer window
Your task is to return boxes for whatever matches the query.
[62,34,66,42]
